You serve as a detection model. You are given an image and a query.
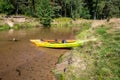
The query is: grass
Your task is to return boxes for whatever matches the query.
[93,25,120,80]
[0,22,40,31]
[0,14,41,31]
[13,22,40,30]
[0,24,10,31]
[0,17,91,30]
[51,17,71,27]
[51,17,91,28]
[54,20,120,80]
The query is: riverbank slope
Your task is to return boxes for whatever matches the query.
[54,18,120,80]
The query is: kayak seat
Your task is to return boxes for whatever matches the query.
[62,40,66,43]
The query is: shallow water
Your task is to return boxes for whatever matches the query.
[0,27,76,80]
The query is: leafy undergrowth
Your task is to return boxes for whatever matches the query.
[54,19,120,80]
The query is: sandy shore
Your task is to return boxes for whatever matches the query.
[0,40,68,80]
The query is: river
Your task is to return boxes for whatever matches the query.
[0,27,76,80]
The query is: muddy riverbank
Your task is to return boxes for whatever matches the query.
[0,27,76,80]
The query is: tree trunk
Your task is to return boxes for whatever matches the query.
[64,3,67,17]
[32,0,35,12]
[15,0,19,15]
[94,0,98,19]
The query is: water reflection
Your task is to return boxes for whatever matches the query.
[0,27,76,43]
[1,27,77,44]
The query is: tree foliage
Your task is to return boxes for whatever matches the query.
[0,0,120,25]
[36,0,54,27]
[0,0,14,14]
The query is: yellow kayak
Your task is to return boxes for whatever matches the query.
[30,39,96,48]
[30,39,83,48]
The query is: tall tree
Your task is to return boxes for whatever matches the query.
[54,0,90,19]
[94,0,98,19]
[36,0,54,27]
[0,0,119,19]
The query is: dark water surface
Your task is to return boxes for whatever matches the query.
[0,27,76,80]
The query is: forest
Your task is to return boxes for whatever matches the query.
[0,0,120,26]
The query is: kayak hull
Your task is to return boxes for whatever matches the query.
[30,39,83,48]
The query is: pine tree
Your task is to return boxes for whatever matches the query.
[36,0,54,27]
